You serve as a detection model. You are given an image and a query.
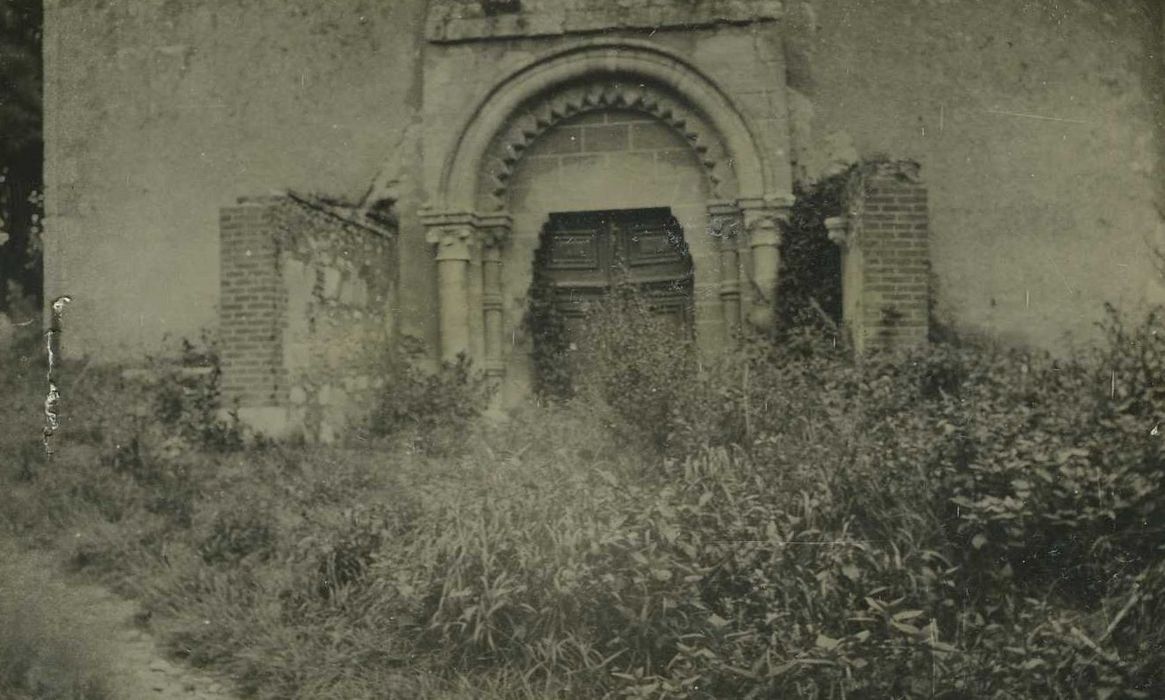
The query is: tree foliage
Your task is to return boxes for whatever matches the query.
[0,0,43,313]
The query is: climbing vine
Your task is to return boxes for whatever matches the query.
[525,236,573,400]
[778,157,921,335]
[777,172,847,332]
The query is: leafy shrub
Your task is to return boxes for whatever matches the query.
[152,338,246,452]
[0,309,48,481]
[314,505,394,599]
[368,339,491,455]
[199,507,275,566]
[524,250,574,400]
[777,175,845,330]
[564,287,698,452]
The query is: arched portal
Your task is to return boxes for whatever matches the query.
[420,41,793,395]
[434,40,773,211]
[501,105,719,389]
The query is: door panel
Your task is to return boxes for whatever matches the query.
[540,207,693,337]
[545,231,601,270]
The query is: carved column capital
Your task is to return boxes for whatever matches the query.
[422,211,476,261]
[707,201,743,247]
[425,225,474,261]
[476,213,512,253]
[739,196,792,249]
[742,214,787,247]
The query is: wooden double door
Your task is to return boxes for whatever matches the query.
[538,207,694,338]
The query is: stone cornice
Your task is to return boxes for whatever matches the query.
[427,0,783,43]
[236,192,397,240]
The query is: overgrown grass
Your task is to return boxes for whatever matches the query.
[4,304,1165,698]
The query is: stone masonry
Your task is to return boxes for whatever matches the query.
[219,196,396,440]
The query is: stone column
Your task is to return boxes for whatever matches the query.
[826,215,860,343]
[467,235,485,363]
[708,201,744,340]
[478,214,511,379]
[739,197,792,330]
[423,212,476,363]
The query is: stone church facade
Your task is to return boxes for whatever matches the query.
[43,1,1165,437]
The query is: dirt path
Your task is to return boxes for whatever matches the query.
[0,541,237,699]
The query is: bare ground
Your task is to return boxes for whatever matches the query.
[0,540,237,700]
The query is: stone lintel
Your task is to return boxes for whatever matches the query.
[426,0,784,43]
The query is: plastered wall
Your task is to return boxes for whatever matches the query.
[786,0,1165,349]
[43,0,425,360]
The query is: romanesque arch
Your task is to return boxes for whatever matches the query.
[475,78,738,211]
[435,39,771,211]
[421,40,793,384]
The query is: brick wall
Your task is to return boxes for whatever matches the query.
[842,162,931,352]
[219,201,286,408]
[219,196,396,440]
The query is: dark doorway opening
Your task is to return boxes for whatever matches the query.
[536,207,693,337]
[527,207,694,397]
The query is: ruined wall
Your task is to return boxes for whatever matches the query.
[219,197,395,441]
[789,0,1164,349]
[43,0,425,360]
[830,161,932,352]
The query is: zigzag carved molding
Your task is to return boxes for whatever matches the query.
[479,80,734,210]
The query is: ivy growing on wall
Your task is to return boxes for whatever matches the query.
[525,235,573,400]
[777,172,847,332]
[779,157,922,335]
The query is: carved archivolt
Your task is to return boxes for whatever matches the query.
[478,79,736,210]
